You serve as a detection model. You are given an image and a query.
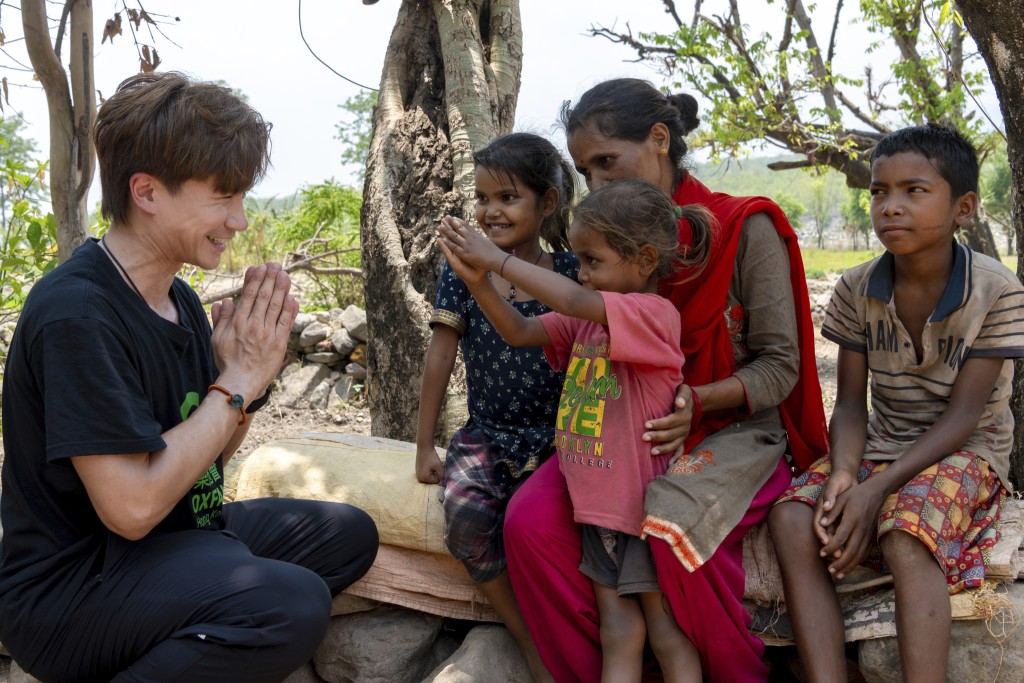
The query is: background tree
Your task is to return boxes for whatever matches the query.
[21,0,95,263]
[979,136,1013,254]
[336,90,379,184]
[840,189,873,251]
[0,119,48,222]
[17,1,175,262]
[956,0,1024,488]
[774,191,806,232]
[361,0,522,440]
[591,0,999,255]
[807,178,838,249]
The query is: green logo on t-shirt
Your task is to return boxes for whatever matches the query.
[180,391,200,422]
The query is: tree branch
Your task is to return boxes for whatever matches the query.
[661,0,684,29]
[53,0,74,58]
[826,0,843,65]
[199,249,359,305]
[789,0,839,121]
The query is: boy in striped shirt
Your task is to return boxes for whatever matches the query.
[770,123,1024,682]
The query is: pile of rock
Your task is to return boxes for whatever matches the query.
[806,275,838,326]
[277,305,369,416]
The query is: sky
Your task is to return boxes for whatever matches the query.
[4,1,678,203]
[2,1,1005,205]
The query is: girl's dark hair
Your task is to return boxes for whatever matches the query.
[472,133,575,253]
[560,79,711,277]
[573,179,713,281]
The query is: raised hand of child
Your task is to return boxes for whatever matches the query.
[437,233,488,287]
[812,467,857,548]
[437,216,506,272]
[817,477,887,579]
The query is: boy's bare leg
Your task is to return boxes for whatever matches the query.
[880,531,950,683]
[479,571,555,683]
[594,582,646,683]
[769,502,847,682]
[638,591,701,683]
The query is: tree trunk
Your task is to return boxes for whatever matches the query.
[959,0,1024,488]
[21,0,96,263]
[361,0,521,441]
[958,212,999,259]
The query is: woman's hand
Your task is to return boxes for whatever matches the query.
[211,262,299,402]
[643,383,696,456]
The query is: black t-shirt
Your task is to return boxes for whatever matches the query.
[0,238,222,661]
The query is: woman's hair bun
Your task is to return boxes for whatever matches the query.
[667,93,700,135]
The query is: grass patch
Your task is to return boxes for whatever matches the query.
[801,250,1020,277]
[800,249,880,276]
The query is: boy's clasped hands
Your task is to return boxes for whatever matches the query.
[813,468,889,579]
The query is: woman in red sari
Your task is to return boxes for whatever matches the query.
[504,78,828,682]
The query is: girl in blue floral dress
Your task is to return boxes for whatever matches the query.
[414,133,577,682]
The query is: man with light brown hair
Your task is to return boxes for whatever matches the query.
[0,72,378,682]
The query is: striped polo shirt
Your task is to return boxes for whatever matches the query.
[822,241,1024,489]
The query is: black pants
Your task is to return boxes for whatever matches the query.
[36,498,378,683]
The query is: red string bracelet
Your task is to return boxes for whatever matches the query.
[208,384,247,425]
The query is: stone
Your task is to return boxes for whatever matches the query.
[341,305,368,341]
[858,581,1024,683]
[9,660,41,683]
[299,321,333,347]
[421,634,462,680]
[313,605,443,683]
[331,328,357,357]
[344,363,367,381]
[277,364,332,409]
[327,377,357,412]
[292,312,316,334]
[423,625,530,682]
[308,381,332,411]
[305,352,343,365]
[283,661,324,683]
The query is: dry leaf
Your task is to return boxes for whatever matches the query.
[102,13,123,44]
[2,76,8,107]
[140,9,155,25]
[139,45,161,74]
[128,9,141,30]
[0,28,6,47]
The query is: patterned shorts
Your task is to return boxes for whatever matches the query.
[442,426,539,582]
[777,451,1005,593]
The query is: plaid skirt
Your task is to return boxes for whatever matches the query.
[442,424,549,582]
[778,451,1005,594]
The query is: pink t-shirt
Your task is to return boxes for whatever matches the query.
[539,291,684,535]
